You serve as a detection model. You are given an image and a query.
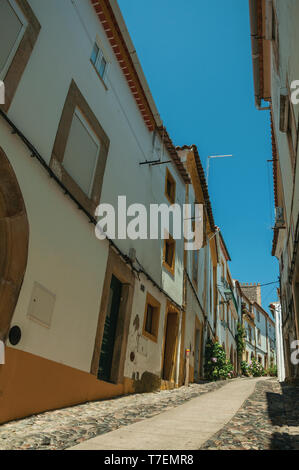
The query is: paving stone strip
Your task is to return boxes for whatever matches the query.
[0,380,227,450]
[200,378,299,450]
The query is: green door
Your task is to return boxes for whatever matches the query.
[98,275,122,382]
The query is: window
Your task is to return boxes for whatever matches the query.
[163,234,176,275]
[257,310,260,322]
[248,327,252,343]
[63,109,100,197]
[91,42,108,84]
[280,89,297,169]
[143,293,160,342]
[257,328,261,346]
[287,101,297,167]
[165,168,176,204]
[0,0,40,111]
[0,0,26,79]
[50,80,110,215]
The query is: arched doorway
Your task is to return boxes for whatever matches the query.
[0,147,29,342]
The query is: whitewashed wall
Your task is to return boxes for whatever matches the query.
[271,0,299,258]
[0,118,109,372]
[2,0,185,373]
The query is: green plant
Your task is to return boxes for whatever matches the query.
[204,340,234,381]
[236,323,246,360]
[241,360,250,376]
[267,364,277,377]
[248,357,265,377]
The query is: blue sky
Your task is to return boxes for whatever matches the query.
[118,0,279,311]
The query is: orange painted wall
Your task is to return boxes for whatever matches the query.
[0,347,134,424]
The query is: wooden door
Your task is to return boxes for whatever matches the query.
[162,312,178,381]
[98,275,122,382]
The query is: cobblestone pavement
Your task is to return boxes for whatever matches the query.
[201,378,299,450]
[0,380,228,450]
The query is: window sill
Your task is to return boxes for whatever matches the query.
[163,260,175,277]
[142,330,158,343]
[165,193,175,205]
[50,158,97,216]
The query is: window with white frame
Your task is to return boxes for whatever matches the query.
[91,41,108,83]
[63,108,101,197]
[0,0,27,79]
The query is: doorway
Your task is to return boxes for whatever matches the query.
[162,311,178,381]
[194,317,202,381]
[98,275,122,382]
[194,329,201,380]
[91,247,135,385]
[0,148,29,342]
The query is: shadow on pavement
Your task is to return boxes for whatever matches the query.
[267,383,299,450]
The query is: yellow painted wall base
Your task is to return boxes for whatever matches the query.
[0,347,134,425]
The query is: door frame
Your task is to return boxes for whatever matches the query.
[90,247,135,384]
[161,301,180,383]
[194,316,203,380]
[0,148,29,341]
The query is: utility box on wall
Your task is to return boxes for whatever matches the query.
[27,282,56,328]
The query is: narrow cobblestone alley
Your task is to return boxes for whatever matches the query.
[1,378,298,451]
[0,380,226,450]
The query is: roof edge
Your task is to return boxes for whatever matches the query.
[176,144,216,230]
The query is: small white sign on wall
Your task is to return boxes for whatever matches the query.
[0,341,5,365]
[0,81,5,105]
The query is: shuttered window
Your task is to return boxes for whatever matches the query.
[0,0,26,79]
[63,110,101,197]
